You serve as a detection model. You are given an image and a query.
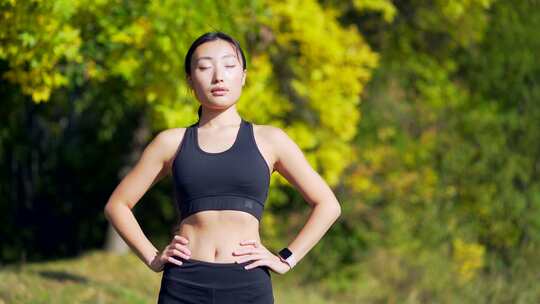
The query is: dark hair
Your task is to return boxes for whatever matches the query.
[184,32,247,122]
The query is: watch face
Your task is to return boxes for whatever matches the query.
[279,248,292,259]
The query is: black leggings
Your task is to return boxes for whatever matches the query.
[157,256,274,304]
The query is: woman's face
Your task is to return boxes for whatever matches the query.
[188,39,246,111]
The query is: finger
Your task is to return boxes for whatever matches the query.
[234,248,261,256]
[244,259,267,270]
[167,256,183,266]
[175,243,192,255]
[240,240,258,246]
[246,247,265,255]
[236,254,262,264]
[172,249,190,259]
[174,235,189,244]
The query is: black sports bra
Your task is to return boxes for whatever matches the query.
[171,118,271,223]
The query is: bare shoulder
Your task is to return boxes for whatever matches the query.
[254,123,297,145]
[151,127,187,165]
[153,127,186,149]
[251,123,302,163]
[251,123,288,142]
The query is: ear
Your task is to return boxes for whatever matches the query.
[241,69,247,86]
[186,75,193,89]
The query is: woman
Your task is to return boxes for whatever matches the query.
[104,31,341,304]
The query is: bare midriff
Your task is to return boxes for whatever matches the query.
[175,210,261,263]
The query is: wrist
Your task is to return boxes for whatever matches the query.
[278,255,292,270]
[146,251,157,265]
[147,251,162,272]
[277,247,297,269]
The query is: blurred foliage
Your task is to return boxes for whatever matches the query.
[0,0,375,263]
[302,0,540,301]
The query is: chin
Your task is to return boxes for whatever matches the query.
[208,95,239,104]
[207,97,231,104]
[204,99,236,109]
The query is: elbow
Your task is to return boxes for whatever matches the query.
[316,200,341,220]
[329,199,341,220]
[333,204,341,220]
[104,199,131,221]
[103,202,112,221]
[310,197,341,220]
[103,200,120,221]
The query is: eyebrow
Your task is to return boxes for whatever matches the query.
[194,54,237,62]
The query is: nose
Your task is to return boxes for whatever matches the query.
[212,65,224,83]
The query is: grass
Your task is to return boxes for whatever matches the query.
[0,250,339,304]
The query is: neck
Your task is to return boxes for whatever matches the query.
[198,105,242,128]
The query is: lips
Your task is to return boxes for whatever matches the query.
[211,87,228,93]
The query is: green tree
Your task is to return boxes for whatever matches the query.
[0,0,377,267]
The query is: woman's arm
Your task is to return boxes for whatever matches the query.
[103,129,182,269]
[271,126,342,265]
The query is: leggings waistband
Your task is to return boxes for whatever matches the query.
[163,256,271,289]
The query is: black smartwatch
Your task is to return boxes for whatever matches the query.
[278,247,296,269]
